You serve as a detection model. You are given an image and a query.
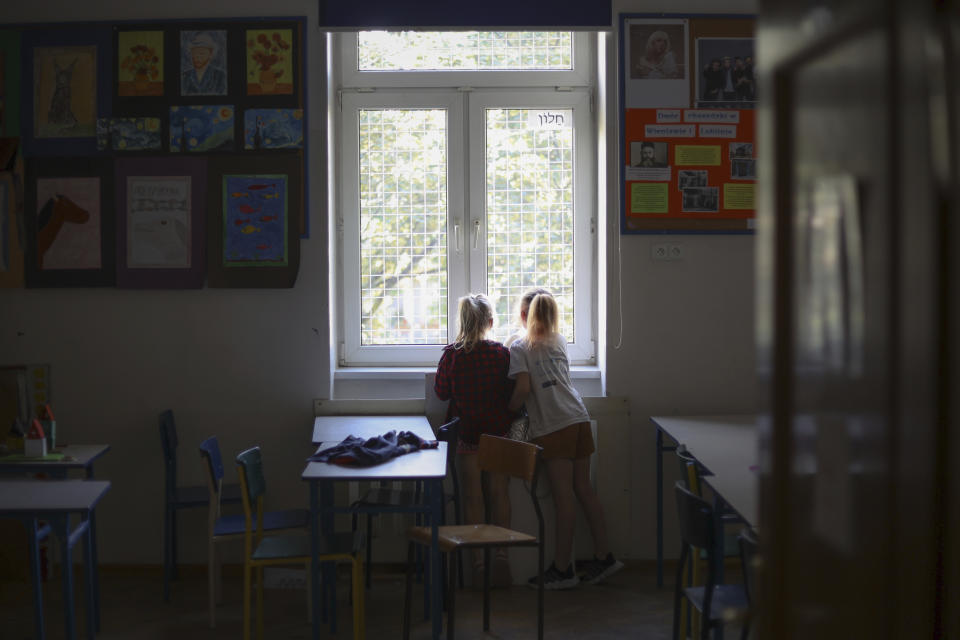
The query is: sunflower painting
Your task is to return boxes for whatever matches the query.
[117,31,164,97]
[245,29,293,95]
[169,105,234,152]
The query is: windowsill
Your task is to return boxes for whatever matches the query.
[333,365,602,380]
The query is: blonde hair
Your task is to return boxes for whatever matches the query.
[520,288,558,347]
[453,293,494,352]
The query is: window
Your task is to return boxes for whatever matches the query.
[336,32,596,367]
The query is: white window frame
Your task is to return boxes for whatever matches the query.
[339,32,592,89]
[467,90,595,362]
[334,32,597,367]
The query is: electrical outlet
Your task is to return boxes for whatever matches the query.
[651,242,683,261]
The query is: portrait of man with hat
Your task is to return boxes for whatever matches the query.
[181,30,227,96]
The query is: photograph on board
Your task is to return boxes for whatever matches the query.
[696,38,756,108]
[630,140,668,168]
[622,18,689,108]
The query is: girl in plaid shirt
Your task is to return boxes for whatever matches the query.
[435,293,517,587]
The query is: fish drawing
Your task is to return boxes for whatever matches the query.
[260,215,277,223]
[231,192,249,198]
[262,192,280,199]
[256,243,271,250]
[240,225,261,234]
[237,204,261,214]
[234,218,251,226]
[247,184,275,191]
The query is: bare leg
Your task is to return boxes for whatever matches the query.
[544,458,576,572]
[458,453,485,573]
[486,472,512,585]
[572,456,609,559]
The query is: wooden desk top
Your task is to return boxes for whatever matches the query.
[652,415,758,525]
[0,444,111,471]
[0,479,111,514]
[311,415,434,444]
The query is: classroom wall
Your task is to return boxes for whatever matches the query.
[0,0,758,565]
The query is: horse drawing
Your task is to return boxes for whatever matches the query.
[37,194,90,269]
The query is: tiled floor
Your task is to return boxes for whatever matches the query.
[0,561,700,639]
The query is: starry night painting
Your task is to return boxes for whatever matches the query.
[169,105,234,152]
[243,109,303,149]
[222,174,287,266]
[96,117,163,151]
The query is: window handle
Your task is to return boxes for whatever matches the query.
[472,219,480,249]
[454,222,461,252]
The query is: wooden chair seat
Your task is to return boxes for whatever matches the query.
[408,523,537,552]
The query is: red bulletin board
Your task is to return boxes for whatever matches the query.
[620,13,756,233]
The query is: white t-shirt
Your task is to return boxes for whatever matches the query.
[508,334,589,440]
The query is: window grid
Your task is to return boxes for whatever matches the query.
[359,108,448,345]
[358,31,572,71]
[485,108,575,343]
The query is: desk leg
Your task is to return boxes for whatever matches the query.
[27,517,45,640]
[52,515,76,640]
[428,479,443,640]
[712,494,725,640]
[310,481,321,640]
[85,466,101,631]
[656,427,663,588]
[83,512,96,640]
[320,480,336,634]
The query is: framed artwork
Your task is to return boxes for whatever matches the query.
[169,105,235,152]
[0,171,22,288]
[243,108,303,149]
[180,29,228,96]
[245,28,294,95]
[115,156,206,288]
[24,158,114,287]
[96,117,162,151]
[33,45,97,138]
[207,153,300,287]
[0,30,21,137]
[116,30,164,97]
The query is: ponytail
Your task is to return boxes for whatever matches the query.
[524,292,559,347]
[452,293,494,352]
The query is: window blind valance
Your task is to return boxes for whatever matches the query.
[319,0,611,30]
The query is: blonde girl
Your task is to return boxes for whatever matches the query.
[507,289,623,589]
[434,293,517,587]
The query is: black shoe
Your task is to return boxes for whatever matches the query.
[579,553,624,585]
[527,562,580,590]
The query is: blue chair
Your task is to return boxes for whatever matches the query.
[672,481,749,640]
[159,409,241,603]
[235,446,365,640]
[199,436,311,628]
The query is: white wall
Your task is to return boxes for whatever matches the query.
[0,0,758,565]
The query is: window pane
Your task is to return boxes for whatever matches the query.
[358,31,572,71]
[485,108,575,342]
[359,108,447,345]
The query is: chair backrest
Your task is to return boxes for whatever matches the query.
[436,417,460,469]
[199,436,226,493]
[478,434,540,483]
[676,448,702,495]
[738,527,760,603]
[236,446,267,504]
[674,481,716,555]
[159,410,178,492]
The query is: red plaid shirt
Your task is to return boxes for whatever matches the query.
[434,340,517,445]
